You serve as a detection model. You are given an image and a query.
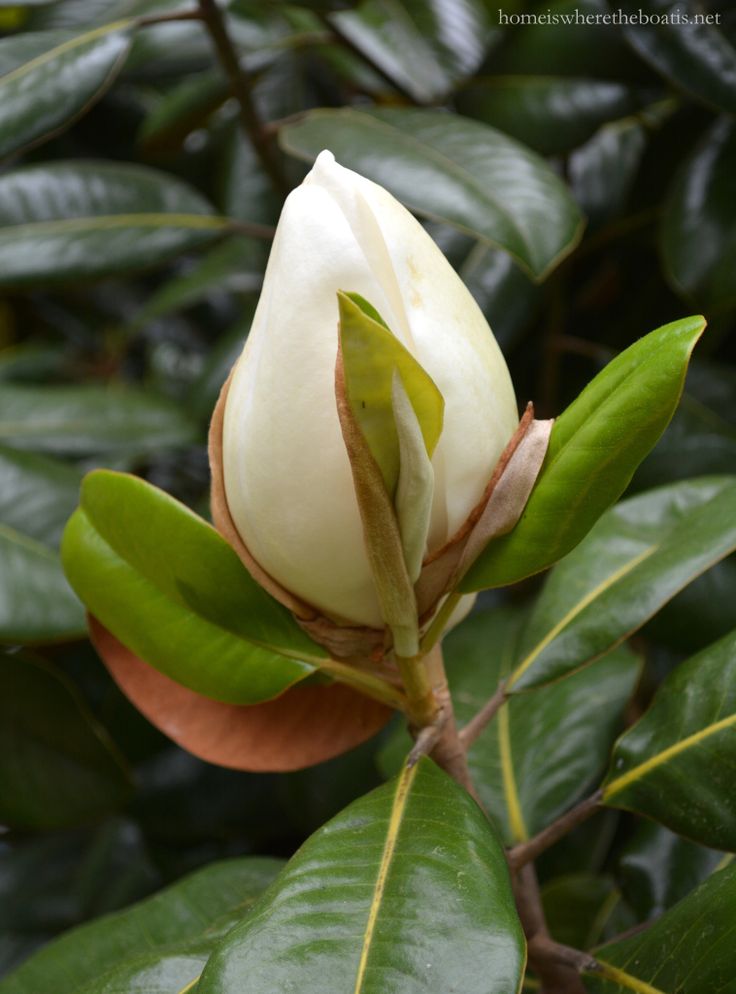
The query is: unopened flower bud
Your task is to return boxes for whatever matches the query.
[215,151,518,630]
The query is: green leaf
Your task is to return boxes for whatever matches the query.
[458,610,639,844]
[280,106,584,280]
[0,383,197,458]
[461,315,706,592]
[339,290,443,496]
[197,760,525,994]
[329,0,494,103]
[618,821,724,920]
[0,161,228,287]
[62,470,325,704]
[458,76,640,156]
[584,862,736,994]
[662,117,736,313]
[507,476,736,691]
[569,113,650,228]
[0,23,132,161]
[0,857,284,994]
[541,874,634,951]
[602,628,736,851]
[620,0,736,115]
[0,653,131,830]
[0,446,84,641]
[379,608,640,845]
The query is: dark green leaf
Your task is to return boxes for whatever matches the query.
[0,857,283,994]
[584,862,736,993]
[329,0,494,102]
[380,608,640,845]
[0,446,84,641]
[662,117,736,313]
[569,113,649,228]
[0,23,132,161]
[61,470,324,704]
[620,0,736,115]
[0,161,227,287]
[280,107,584,280]
[197,760,525,994]
[135,239,265,324]
[506,477,736,691]
[541,874,635,950]
[0,654,131,830]
[458,76,640,156]
[618,821,723,920]
[603,628,736,851]
[0,383,197,458]
[461,315,706,592]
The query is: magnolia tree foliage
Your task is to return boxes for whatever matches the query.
[1,2,735,994]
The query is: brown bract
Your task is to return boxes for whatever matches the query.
[90,618,391,772]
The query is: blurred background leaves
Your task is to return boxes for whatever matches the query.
[0,0,734,980]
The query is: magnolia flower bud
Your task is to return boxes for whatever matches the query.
[218,151,518,630]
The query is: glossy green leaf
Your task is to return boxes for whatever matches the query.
[62,470,325,704]
[0,23,132,161]
[662,117,736,313]
[0,857,284,994]
[618,821,724,920]
[339,290,443,496]
[197,759,525,994]
[0,653,131,829]
[569,113,650,228]
[280,107,584,280]
[584,863,736,993]
[329,0,494,102]
[541,874,634,951]
[0,161,228,287]
[506,477,736,691]
[380,608,640,845]
[458,76,640,156]
[461,315,706,592]
[0,446,84,641]
[602,628,736,851]
[620,0,736,115]
[137,69,229,155]
[135,239,266,324]
[0,383,196,457]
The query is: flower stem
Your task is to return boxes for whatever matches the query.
[419,590,461,654]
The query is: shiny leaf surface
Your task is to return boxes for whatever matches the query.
[0,857,283,994]
[197,759,525,994]
[662,117,736,313]
[617,821,724,920]
[462,315,706,592]
[458,76,640,155]
[62,470,324,704]
[0,23,132,161]
[0,446,84,641]
[585,863,736,993]
[506,476,736,691]
[0,383,197,457]
[0,161,227,286]
[329,0,494,102]
[280,106,584,280]
[603,628,736,850]
[0,653,131,829]
[620,0,736,115]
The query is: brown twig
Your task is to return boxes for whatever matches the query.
[136,8,203,27]
[513,864,588,994]
[508,791,603,870]
[459,679,508,747]
[197,0,288,196]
